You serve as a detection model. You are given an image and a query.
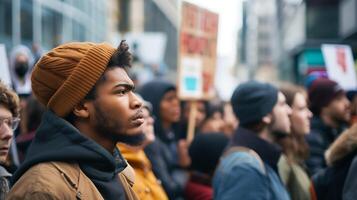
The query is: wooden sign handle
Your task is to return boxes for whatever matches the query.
[187,101,197,144]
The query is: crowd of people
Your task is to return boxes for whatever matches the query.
[0,41,356,200]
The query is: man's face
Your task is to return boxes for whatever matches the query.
[160,90,181,125]
[270,92,292,134]
[88,68,145,145]
[324,94,351,124]
[0,106,14,164]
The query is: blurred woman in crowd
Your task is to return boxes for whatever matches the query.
[278,84,315,200]
[139,80,189,199]
[200,101,225,134]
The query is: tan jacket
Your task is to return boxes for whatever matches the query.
[6,161,139,200]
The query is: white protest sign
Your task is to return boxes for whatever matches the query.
[178,2,219,100]
[180,57,203,98]
[322,44,357,90]
[0,44,12,86]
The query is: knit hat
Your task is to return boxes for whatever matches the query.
[308,78,344,115]
[189,133,229,175]
[231,80,278,125]
[31,42,116,117]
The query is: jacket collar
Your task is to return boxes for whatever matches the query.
[232,127,282,172]
[51,162,104,200]
[311,116,347,141]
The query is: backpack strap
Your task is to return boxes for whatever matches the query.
[223,146,266,175]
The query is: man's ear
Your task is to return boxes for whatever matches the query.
[262,113,272,124]
[73,101,91,119]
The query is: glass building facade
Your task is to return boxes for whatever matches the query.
[0,0,109,51]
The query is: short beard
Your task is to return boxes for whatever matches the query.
[93,102,146,146]
[269,113,289,138]
[332,115,349,127]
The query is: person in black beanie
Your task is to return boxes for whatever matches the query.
[213,80,292,200]
[185,133,228,200]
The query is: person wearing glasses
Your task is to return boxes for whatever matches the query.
[0,81,20,200]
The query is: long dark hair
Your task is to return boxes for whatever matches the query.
[279,84,310,164]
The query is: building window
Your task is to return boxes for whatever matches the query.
[72,20,85,41]
[20,0,33,44]
[41,7,62,49]
[0,0,12,39]
[119,0,130,32]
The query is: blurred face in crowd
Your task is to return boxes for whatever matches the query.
[84,68,145,147]
[200,111,225,133]
[269,92,292,134]
[142,107,155,145]
[323,94,351,124]
[290,92,313,135]
[0,106,16,164]
[183,101,206,128]
[160,90,181,126]
[14,54,29,78]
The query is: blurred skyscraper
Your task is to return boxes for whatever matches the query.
[117,0,178,73]
[236,0,281,82]
[0,0,110,51]
[278,0,357,84]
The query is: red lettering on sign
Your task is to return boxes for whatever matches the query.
[336,48,347,73]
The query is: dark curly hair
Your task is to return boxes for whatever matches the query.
[85,40,132,100]
[0,81,20,118]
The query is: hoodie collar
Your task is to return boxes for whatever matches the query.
[232,127,282,172]
[12,110,127,184]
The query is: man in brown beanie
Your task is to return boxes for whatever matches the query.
[7,41,143,200]
[306,78,351,175]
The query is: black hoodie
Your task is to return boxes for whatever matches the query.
[12,110,128,200]
[138,80,184,199]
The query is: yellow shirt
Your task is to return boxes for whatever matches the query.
[117,143,169,200]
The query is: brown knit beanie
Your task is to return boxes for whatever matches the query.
[31,42,116,117]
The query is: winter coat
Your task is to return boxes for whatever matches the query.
[323,124,357,200]
[278,155,315,200]
[343,156,357,200]
[118,143,168,200]
[7,110,138,200]
[306,116,347,175]
[213,127,290,200]
[184,172,213,200]
[312,124,357,200]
